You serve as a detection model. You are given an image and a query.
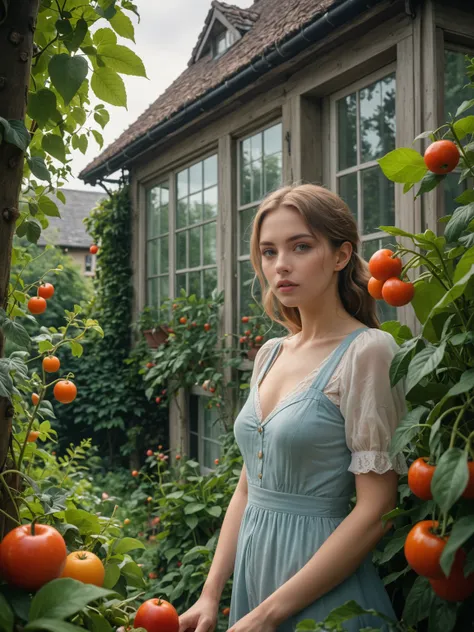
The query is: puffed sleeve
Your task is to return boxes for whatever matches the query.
[249,338,280,389]
[339,329,408,475]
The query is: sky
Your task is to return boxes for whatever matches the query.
[72,0,251,192]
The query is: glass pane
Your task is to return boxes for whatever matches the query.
[360,73,396,163]
[176,231,187,270]
[361,166,394,235]
[189,270,201,297]
[203,267,217,297]
[203,439,221,469]
[241,138,251,168]
[160,236,169,274]
[147,239,158,277]
[240,206,256,256]
[263,123,282,156]
[264,153,282,195]
[160,203,169,235]
[377,299,397,323]
[160,275,169,302]
[147,189,160,238]
[250,133,262,161]
[176,272,187,295]
[160,183,169,206]
[189,226,201,268]
[361,236,395,261]
[203,222,216,265]
[177,170,188,200]
[337,93,357,170]
[240,157,252,206]
[445,50,474,120]
[177,199,188,229]
[189,191,202,225]
[189,162,202,195]
[251,159,262,202]
[338,173,358,225]
[203,185,218,219]
[240,259,256,316]
[190,395,199,433]
[204,155,218,187]
[147,279,158,307]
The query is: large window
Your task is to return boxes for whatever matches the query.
[332,70,397,322]
[146,182,169,307]
[175,155,218,298]
[237,122,283,316]
[189,395,224,472]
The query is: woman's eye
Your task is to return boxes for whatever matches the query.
[295,243,310,252]
[262,248,275,257]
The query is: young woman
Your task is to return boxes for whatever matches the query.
[178,184,407,632]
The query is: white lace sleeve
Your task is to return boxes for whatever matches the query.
[249,338,280,389]
[338,329,408,475]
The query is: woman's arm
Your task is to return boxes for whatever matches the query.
[200,464,249,603]
[252,470,398,627]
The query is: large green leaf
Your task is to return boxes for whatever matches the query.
[411,281,445,325]
[0,118,30,151]
[96,44,146,76]
[38,196,60,218]
[91,68,126,107]
[444,203,474,243]
[377,148,427,184]
[453,115,474,140]
[93,27,117,47]
[27,89,57,128]
[454,245,474,283]
[431,448,469,513]
[49,54,88,105]
[29,578,115,621]
[27,156,51,182]
[405,343,446,394]
[25,218,42,243]
[0,592,14,632]
[113,537,145,554]
[389,406,428,458]
[389,337,420,386]
[440,517,474,577]
[25,619,85,632]
[2,318,30,348]
[42,134,66,163]
[428,265,474,317]
[109,10,135,41]
[402,575,433,625]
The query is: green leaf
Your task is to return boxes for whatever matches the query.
[445,203,474,243]
[71,107,86,126]
[429,265,474,316]
[439,516,474,577]
[113,537,145,555]
[25,619,85,632]
[94,109,110,129]
[0,118,30,151]
[0,592,14,632]
[27,89,57,128]
[42,134,66,163]
[2,318,30,348]
[431,448,469,513]
[65,508,100,535]
[184,514,198,530]
[455,189,474,205]
[406,343,446,394]
[103,563,120,589]
[377,148,427,184]
[446,368,474,397]
[428,599,457,632]
[29,578,115,621]
[91,67,127,107]
[389,406,428,458]
[91,129,104,148]
[96,44,146,77]
[49,54,88,105]
[453,115,474,141]
[415,172,445,197]
[93,27,117,47]
[455,99,474,117]
[454,245,474,283]
[27,156,51,182]
[38,196,60,218]
[184,502,205,514]
[70,340,83,357]
[402,575,433,625]
[25,218,42,243]
[65,18,88,52]
[110,10,135,41]
[207,505,222,517]
[72,134,88,154]
[411,281,445,325]
[389,337,419,386]
[88,613,113,632]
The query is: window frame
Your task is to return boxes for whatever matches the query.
[145,181,170,308]
[188,394,223,474]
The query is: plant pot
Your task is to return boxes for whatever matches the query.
[247,345,262,361]
[143,327,168,349]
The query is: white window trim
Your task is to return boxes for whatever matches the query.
[145,183,170,307]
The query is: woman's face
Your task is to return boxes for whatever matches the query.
[258,206,350,309]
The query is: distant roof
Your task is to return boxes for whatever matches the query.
[38,189,104,249]
[80,0,345,182]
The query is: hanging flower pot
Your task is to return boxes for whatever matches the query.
[143,326,169,349]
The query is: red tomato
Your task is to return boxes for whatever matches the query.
[429,549,474,602]
[43,355,60,373]
[424,140,460,175]
[408,457,435,500]
[53,380,77,404]
[134,598,179,632]
[179,317,187,324]
[203,323,211,331]
[222,607,230,616]
[38,283,55,299]
[60,551,105,587]
[0,523,67,591]
[241,316,249,323]
[462,461,474,499]
[368,249,402,282]
[404,520,446,578]
[27,430,40,443]
[382,278,415,307]
[131,470,139,477]
[367,277,385,300]
[147,449,153,457]
[28,297,47,315]
[89,244,99,254]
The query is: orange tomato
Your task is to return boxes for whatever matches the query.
[60,551,105,587]
[241,316,249,323]
[132,470,139,477]
[179,316,187,324]
[53,380,77,404]
[43,355,60,373]
[0,523,67,591]
[408,457,435,500]
[28,296,47,315]
[462,461,474,499]
[368,249,402,282]
[134,598,179,632]
[222,607,230,616]
[429,549,474,602]
[404,520,446,578]
[38,283,55,299]
[424,140,460,175]
[382,278,415,307]
[27,430,40,443]
[368,277,385,300]
[31,393,40,406]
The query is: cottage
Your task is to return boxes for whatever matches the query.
[80,0,474,466]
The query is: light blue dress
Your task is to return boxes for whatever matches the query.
[230,328,397,631]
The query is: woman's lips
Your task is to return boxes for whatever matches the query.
[278,284,299,293]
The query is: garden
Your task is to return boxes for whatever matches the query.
[0,1,474,631]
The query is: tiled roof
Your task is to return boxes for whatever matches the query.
[80,0,341,181]
[38,189,104,249]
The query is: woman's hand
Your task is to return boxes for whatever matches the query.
[226,608,277,632]
[178,595,219,632]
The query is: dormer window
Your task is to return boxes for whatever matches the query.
[214,29,235,58]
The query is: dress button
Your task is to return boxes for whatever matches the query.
[258,472,262,479]
[257,426,262,433]
[258,451,263,459]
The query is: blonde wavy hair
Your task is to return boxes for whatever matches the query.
[249,184,379,334]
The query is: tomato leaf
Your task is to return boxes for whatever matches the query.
[25,619,86,632]
[389,406,429,459]
[405,343,446,394]
[2,317,30,348]
[377,148,427,184]
[428,598,458,632]
[112,537,145,555]
[445,203,474,243]
[0,592,14,632]
[29,578,115,621]
[440,517,474,577]
[402,575,433,625]
[431,448,469,513]
[415,172,445,198]
[389,337,420,386]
